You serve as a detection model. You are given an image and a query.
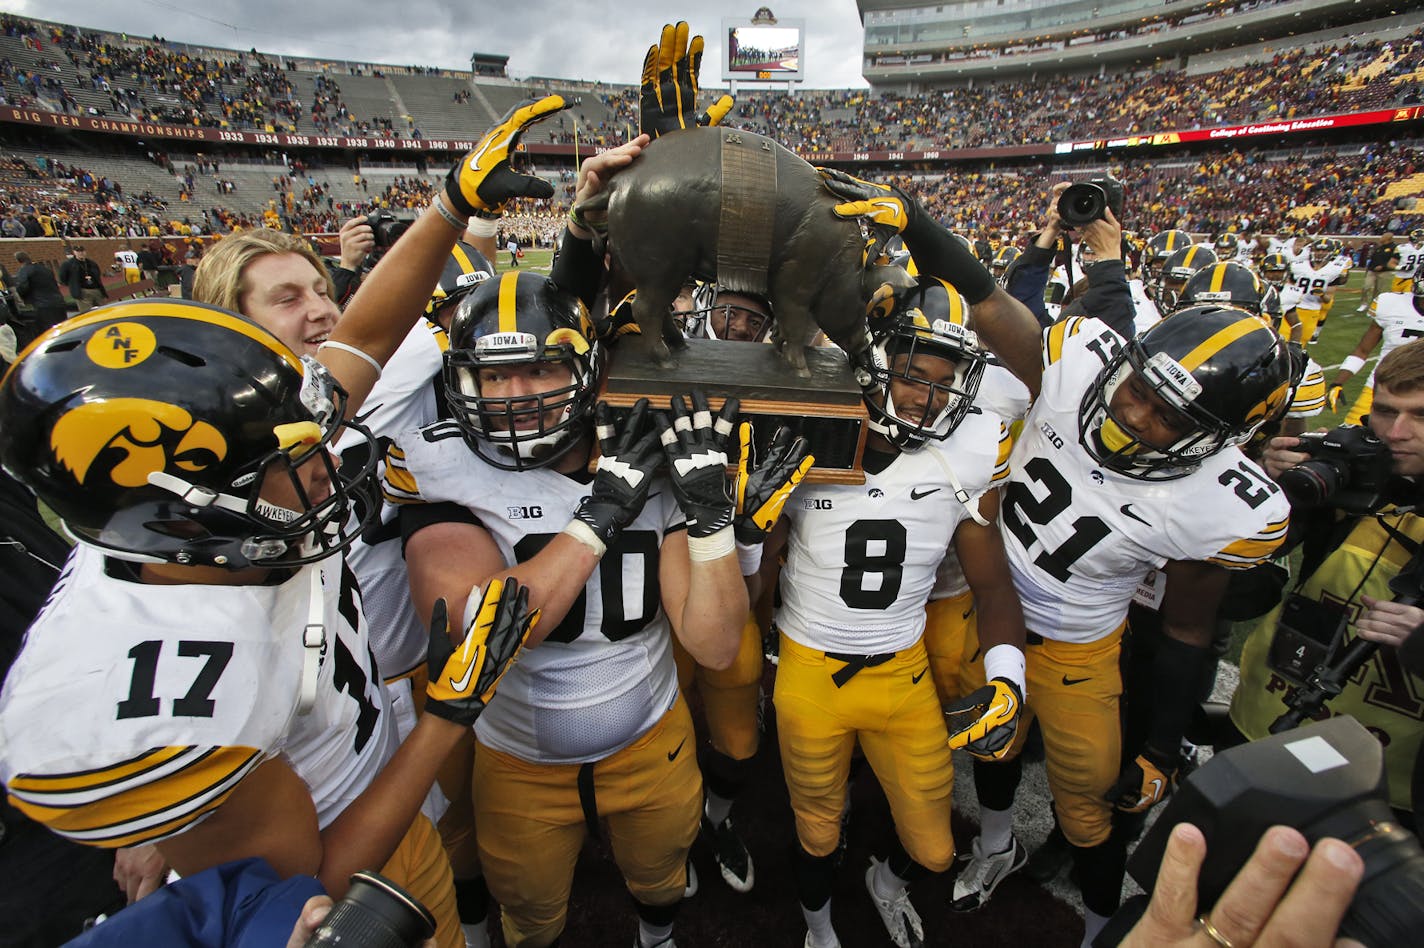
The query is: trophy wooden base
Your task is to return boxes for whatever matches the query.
[599,334,868,484]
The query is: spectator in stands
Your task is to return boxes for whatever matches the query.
[57,245,107,312]
[11,250,67,344]
[1,216,24,238]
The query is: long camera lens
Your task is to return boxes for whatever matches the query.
[304,870,436,948]
[1277,458,1345,507]
[1057,183,1107,228]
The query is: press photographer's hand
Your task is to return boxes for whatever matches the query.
[1261,435,1310,481]
[1355,595,1424,649]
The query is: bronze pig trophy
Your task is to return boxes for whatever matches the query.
[579,125,910,377]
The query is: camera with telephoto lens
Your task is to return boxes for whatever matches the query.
[366,210,413,249]
[1057,176,1125,228]
[1276,424,1394,514]
[303,870,435,948]
[1106,716,1424,948]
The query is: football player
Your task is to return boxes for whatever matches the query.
[1140,229,1193,288]
[1328,269,1424,424]
[0,94,572,948]
[386,269,758,948]
[1289,239,1350,345]
[1153,244,1217,313]
[761,268,1028,948]
[1392,227,1423,293]
[0,92,578,933]
[990,245,1021,284]
[822,174,1293,946]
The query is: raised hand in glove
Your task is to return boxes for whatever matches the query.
[568,399,663,555]
[734,421,813,544]
[1326,384,1344,413]
[817,167,917,234]
[945,678,1024,761]
[640,22,734,139]
[656,391,739,540]
[1107,746,1177,814]
[446,95,568,219]
[426,578,539,725]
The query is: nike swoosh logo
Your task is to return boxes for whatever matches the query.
[448,644,480,693]
[352,403,382,426]
[962,605,976,621]
[1062,674,1090,686]
[910,487,941,500]
[1119,503,1150,526]
[1138,777,1164,808]
[667,737,686,762]
[911,667,928,684]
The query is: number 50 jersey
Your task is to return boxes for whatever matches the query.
[1002,318,1290,643]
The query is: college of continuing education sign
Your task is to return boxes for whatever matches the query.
[1053,107,1424,155]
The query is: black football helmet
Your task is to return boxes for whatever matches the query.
[1142,229,1194,282]
[443,271,600,470]
[1078,305,1292,480]
[1214,233,1239,259]
[864,276,987,451]
[425,240,495,322]
[1155,245,1218,309]
[1260,252,1290,286]
[990,245,1021,281]
[1309,238,1334,266]
[0,299,378,567]
[1177,262,1267,316]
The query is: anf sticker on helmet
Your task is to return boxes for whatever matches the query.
[51,399,227,487]
[85,323,157,369]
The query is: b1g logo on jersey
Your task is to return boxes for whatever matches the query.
[803,497,834,510]
[1040,421,1065,450]
[509,504,544,520]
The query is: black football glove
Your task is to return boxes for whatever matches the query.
[656,391,738,539]
[1106,746,1178,814]
[734,421,814,545]
[445,95,568,218]
[425,578,538,726]
[945,678,1024,762]
[571,399,663,548]
[639,22,734,139]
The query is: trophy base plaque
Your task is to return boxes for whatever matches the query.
[599,334,868,484]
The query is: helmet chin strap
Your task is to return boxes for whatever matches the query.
[297,563,325,715]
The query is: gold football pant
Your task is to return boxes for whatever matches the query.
[1294,307,1324,345]
[774,633,955,871]
[1345,383,1373,426]
[474,696,702,948]
[673,610,764,761]
[924,590,988,706]
[380,813,462,948]
[1001,628,1124,848]
[1394,276,1415,293]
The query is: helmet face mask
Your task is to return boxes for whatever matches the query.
[0,302,379,568]
[864,278,987,451]
[1310,239,1332,266]
[1260,252,1290,286]
[443,272,599,471]
[1077,306,1290,480]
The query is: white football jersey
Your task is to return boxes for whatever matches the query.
[0,546,396,846]
[114,250,139,268]
[1287,356,1326,419]
[1289,258,1347,309]
[977,363,1032,427]
[1001,317,1290,643]
[1129,279,1163,334]
[1364,292,1424,387]
[335,319,448,680]
[1233,240,1257,265]
[384,422,683,765]
[777,409,1002,653]
[1394,242,1422,281]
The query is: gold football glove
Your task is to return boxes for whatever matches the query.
[945,677,1024,761]
[1107,748,1177,814]
[639,22,734,139]
[445,95,568,218]
[734,421,814,545]
[425,578,538,725]
[1326,384,1344,413]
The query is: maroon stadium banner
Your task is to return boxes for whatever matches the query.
[1055,106,1424,154]
[3,103,1421,162]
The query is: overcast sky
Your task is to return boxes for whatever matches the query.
[7,1,871,88]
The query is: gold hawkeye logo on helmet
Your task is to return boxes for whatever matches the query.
[52,399,227,488]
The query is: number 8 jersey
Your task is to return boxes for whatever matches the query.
[1002,317,1290,643]
[776,408,1004,655]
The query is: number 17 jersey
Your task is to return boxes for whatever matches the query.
[1001,317,1290,643]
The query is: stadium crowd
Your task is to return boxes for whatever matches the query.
[2,15,1424,948]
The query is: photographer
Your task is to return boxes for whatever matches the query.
[1230,339,1424,821]
[327,214,376,308]
[1003,179,1136,335]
